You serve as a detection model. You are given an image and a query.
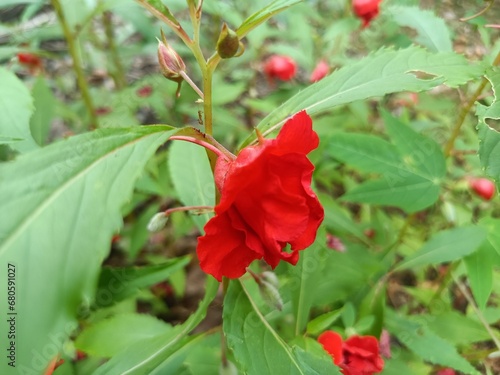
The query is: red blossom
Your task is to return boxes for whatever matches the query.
[436,369,456,375]
[310,60,329,82]
[353,0,382,28]
[17,52,43,73]
[136,85,153,97]
[263,55,297,83]
[197,111,324,281]
[469,177,495,201]
[318,331,384,375]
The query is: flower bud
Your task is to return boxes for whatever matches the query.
[216,23,241,59]
[259,278,283,311]
[469,177,496,201]
[147,212,169,232]
[157,31,185,83]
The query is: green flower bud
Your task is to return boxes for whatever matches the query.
[216,23,241,59]
[147,212,168,232]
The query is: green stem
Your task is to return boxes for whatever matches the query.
[51,0,98,128]
[443,50,500,157]
[102,11,126,90]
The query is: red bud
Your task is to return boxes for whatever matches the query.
[469,178,495,201]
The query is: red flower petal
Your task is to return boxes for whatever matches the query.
[318,331,344,365]
[275,111,319,155]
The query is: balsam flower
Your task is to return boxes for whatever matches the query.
[197,111,323,281]
[353,0,382,28]
[318,331,384,375]
[263,55,297,83]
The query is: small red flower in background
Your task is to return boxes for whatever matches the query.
[318,331,384,375]
[263,55,297,83]
[469,177,495,201]
[436,369,456,375]
[310,60,329,82]
[136,85,153,97]
[326,233,346,252]
[17,52,43,73]
[353,0,382,28]
[197,111,324,281]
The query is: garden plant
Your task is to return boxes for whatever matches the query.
[1,0,500,374]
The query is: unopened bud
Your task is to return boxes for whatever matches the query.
[157,30,185,82]
[219,360,238,375]
[216,23,242,59]
[147,212,168,232]
[261,271,279,289]
[259,279,283,311]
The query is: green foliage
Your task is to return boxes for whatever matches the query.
[385,310,479,375]
[223,280,341,374]
[242,46,485,147]
[0,126,175,372]
[386,6,453,52]
[0,67,37,151]
[168,140,215,231]
[328,112,446,212]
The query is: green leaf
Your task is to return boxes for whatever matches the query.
[385,310,480,375]
[242,46,484,148]
[94,277,219,375]
[395,225,487,271]
[464,242,495,310]
[168,141,215,231]
[387,6,452,52]
[96,257,191,307]
[0,67,38,152]
[0,125,175,373]
[329,112,446,212]
[306,309,343,335]
[30,76,56,146]
[287,229,326,335]
[75,313,172,357]
[426,311,492,345]
[223,280,341,374]
[478,68,500,181]
[236,0,303,38]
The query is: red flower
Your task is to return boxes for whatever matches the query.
[437,369,456,375]
[197,111,324,281]
[318,331,384,375]
[469,178,495,201]
[310,60,329,82]
[17,52,43,73]
[263,55,297,82]
[353,0,382,28]
[136,85,153,97]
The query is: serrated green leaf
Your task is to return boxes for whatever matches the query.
[236,0,303,38]
[168,141,215,231]
[426,311,492,345]
[385,310,479,375]
[478,68,500,181]
[75,313,172,357]
[0,67,38,152]
[382,110,446,180]
[387,6,452,52]
[0,125,175,373]
[242,46,484,148]
[395,225,487,271]
[329,118,445,212]
[223,280,341,374]
[96,257,190,307]
[94,277,219,375]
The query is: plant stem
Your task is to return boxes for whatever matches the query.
[443,50,500,157]
[51,0,98,128]
[102,11,126,90]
